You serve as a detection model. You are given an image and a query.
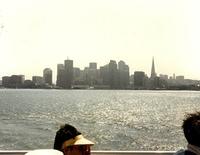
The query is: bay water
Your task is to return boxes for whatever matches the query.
[0,89,200,151]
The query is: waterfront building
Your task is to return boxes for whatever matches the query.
[173,73,176,80]
[150,57,157,79]
[184,79,199,86]
[73,67,85,85]
[73,67,81,80]
[2,76,10,87]
[23,80,35,88]
[167,74,177,86]
[64,59,73,89]
[81,66,98,86]
[150,57,160,89]
[129,74,134,88]
[2,75,25,88]
[176,76,184,81]
[89,62,97,70]
[99,65,109,86]
[88,62,98,86]
[95,69,102,85]
[159,74,169,88]
[159,74,168,81]
[99,60,130,89]
[134,71,145,89]
[43,68,52,85]
[82,67,90,85]
[32,76,45,86]
[56,64,65,88]
[175,76,184,85]
[118,60,129,89]
[108,60,119,89]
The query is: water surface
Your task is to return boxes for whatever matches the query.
[0,89,200,151]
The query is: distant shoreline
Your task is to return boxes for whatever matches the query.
[0,87,199,91]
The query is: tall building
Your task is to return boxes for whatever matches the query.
[2,75,25,88]
[176,75,185,85]
[89,62,97,70]
[43,68,52,85]
[150,57,157,79]
[56,64,65,88]
[118,60,129,89]
[159,74,168,81]
[100,65,109,85]
[73,67,82,85]
[32,76,44,86]
[2,76,10,87]
[109,60,119,89]
[134,71,145,89]
[149,57,161,89]
[87,62,98,86]
[73,67,81,79]
[64,59,73,89]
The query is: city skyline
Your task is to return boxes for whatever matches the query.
[1,0,200,81]
[1,58,199,84]
[2,58,199,90]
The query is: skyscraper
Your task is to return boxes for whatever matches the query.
[64,59,73,89]
[43,68,52,85]
[89,62,97,70]
[109,60,118,89]
[118,60,129,89]
[150,57,161,89]
[150,57,157,79]
[88,62,98,86]
[32,76,44,86]
[134,71,145,89]
[56,64,65,88]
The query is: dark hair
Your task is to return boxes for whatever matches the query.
[182,112,200,147]
[54,124,81,151]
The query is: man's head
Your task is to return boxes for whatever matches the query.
[182,112,200,147]
[54,124,94,155]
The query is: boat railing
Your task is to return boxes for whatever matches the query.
[0,150,176,155]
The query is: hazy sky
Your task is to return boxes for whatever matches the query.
[0,0,200,82]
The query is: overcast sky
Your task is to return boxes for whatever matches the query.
[0,0,200,82]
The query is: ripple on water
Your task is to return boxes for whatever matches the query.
[0,90,199,150]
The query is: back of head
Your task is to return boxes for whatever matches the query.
[182,112,200,147]
[54,124,81,151]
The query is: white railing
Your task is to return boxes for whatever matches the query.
[0,151,175,155]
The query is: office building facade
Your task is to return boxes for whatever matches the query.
[43,68,52,85]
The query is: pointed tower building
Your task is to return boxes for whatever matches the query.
[150,57,157,78]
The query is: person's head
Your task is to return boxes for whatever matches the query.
[182,111,200,147]
[54,124,94,155]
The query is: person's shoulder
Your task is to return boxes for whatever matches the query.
[174,149,185,155]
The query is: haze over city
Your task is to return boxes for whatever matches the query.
[0,0,200,82]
